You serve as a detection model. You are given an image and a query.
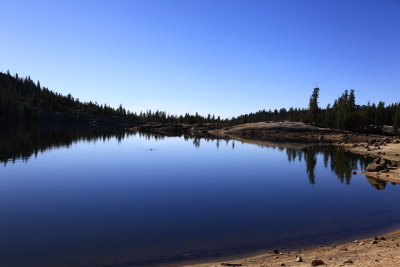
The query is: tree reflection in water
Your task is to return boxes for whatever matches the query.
[286,145,368,185]
[1,124,395,190]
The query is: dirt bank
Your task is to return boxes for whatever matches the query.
[185,230,400,267]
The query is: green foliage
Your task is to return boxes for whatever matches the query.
[231,87,399,133]
[0,72,221,125]
[307,87,320,125]
[1,71,399,132]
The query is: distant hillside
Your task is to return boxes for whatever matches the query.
[0,71,132,124]
[0,71,221,125]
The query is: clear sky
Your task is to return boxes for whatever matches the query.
[0,0,399,118]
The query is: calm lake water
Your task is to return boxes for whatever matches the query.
[1,125,400,267]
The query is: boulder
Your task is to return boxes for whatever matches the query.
[366,158,391,172]
[369,139,377,145]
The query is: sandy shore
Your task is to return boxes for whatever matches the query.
[184,230,400,267]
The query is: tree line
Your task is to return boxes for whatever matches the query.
[232,87,400,133]
[0,71,221,124]
[1,71,399,132]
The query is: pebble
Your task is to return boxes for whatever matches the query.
[344,259,354,264]
[311,259,325,266]
[280,263,285,266]
[273,249,280,254]
[358,242,364,245]
[296,256,303,262]
[371,240,378,244]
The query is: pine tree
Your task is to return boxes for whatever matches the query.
[307,87,320,125]
[376,101,385,129]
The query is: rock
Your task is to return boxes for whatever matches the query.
[359,242,364,245]
[296,256,303,262]
[344,259,354,264]
[369,139,377,145]
[280,264,285,266]
[366,157,391,172]
[311,259,325,266]
[380,236,386,240]
[354,240,359,243]
[273,249,280,254]
[371,240,378,244]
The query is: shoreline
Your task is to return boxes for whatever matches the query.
[183,228,400,267]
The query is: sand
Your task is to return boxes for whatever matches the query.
[185,230,400,267]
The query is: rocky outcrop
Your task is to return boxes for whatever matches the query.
[366,157,392,172]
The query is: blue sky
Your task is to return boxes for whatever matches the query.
[0,0,399,118]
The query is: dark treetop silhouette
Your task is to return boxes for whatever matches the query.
[1,71,399,132]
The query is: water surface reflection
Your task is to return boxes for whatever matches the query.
[1,124,399,267]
